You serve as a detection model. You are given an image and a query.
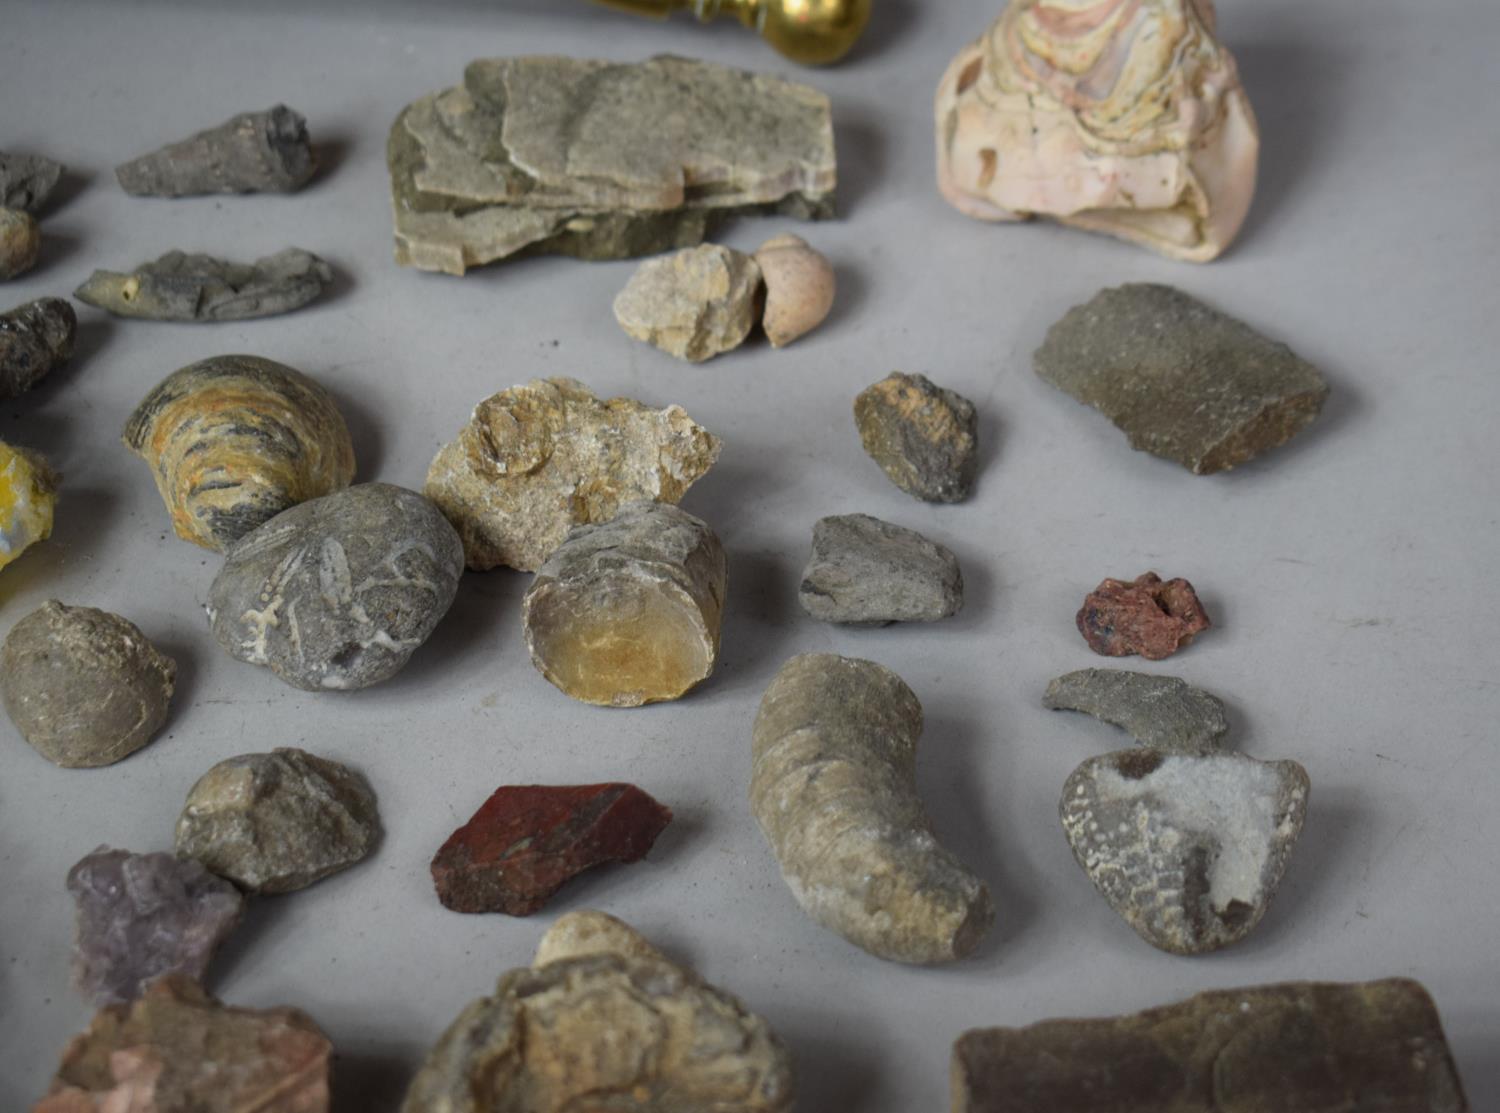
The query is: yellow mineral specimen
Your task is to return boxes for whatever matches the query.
[0,441,58,572]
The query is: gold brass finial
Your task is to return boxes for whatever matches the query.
[591,0,872,66]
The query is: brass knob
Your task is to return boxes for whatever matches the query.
[591,0,872,66]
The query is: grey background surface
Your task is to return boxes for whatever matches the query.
[2,0,1498,1107]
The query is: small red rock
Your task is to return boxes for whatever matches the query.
[1076,572,1211,660]
[431,783,672,915]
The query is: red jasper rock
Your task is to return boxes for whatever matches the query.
[1077,572,1211,660]
[431,783,672,915]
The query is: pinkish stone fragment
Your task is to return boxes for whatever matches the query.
[1077,572,1211,660]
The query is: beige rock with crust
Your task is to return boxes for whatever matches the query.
[613,244,764,362]
[424,378,721,572]
[935,0,1259,262]
[754,233,835,347]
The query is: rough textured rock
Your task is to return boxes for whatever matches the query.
[0,440,57,571]
[175,747,379,894]
[115,106,316,196]
[124,355,355,552]
[76,248,332,321]
[431,783,672,915]
[751,653,993,964]
[613,244,763,362]
[400,914,794,1113]
[523,501,726,707]
[0,297,76,399]
[1061,747,1309,954]
[936,0,1260,263]
[799,513,963,625]
[0,151,65,213]
[1078,571,1211,660]
[1044,668,1229,754]
[0,207,40,280]
[755,233,835,347]
[33,975,331,1113]
[425,378,720,572]
[207,484,462,690]
[2,601,176,768]
[855,372,979,502]
[1036,285,1330,473]
[67,848,244,1006]
[952,979,1470,1113]
[389,55,835,274]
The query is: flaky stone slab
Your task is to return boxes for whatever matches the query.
[1044,668,1229,754]
[0,297,76,399]
[613,244,763,362]
[115,106,315,196]
[752,653,993,963]
[425,377,721,572]
[855,372,979,502]
[799,513,963,625]
[952,979,1469,1112]
[76,248,332,321]
[522,501,726,707]
[1035,284,1330,474]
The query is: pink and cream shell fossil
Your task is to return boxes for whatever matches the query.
[935,0,1259,262]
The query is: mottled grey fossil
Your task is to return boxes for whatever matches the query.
[1044,668,1229,753]
[799,513,962,625]
[68,847,243,1005]
[1034,284,1330,474]
[1,601,176,768]
[0,296,75,398]
[175,747,379,893]
[0,151,65,213]
[75,248,332,321]
[207,483,463,691]
[115,106,315,196]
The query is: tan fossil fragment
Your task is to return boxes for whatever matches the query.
[400,912,795,1113]
[751,653,994,964]
[935,0,1259,262]
[613,244,764,362]
[424,378,721,572]
[754,233,835,347]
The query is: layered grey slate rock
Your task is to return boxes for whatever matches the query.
[0,151,65,213]
[799,513,963,625]
[76,248,332,321]
[115,106,315,196]
[1044,668,1229,753]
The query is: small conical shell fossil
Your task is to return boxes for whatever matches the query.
[935,0,1259,262]
[123,355,355,551]
[754,233,836,348]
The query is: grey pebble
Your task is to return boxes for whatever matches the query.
[1044,668,1229,754]
[116,105,316,197]
[799,513,962,625]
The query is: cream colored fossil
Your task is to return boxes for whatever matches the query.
[935,0,1259,262]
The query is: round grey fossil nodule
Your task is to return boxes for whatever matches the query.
[1,601,176,768]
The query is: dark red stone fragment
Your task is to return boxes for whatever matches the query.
[430,783,672,915]
[1076,572,1211,660]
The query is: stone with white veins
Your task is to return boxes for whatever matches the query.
[1061,748,1308,954]
[799,513,963,625]
[1044,668,1228,754]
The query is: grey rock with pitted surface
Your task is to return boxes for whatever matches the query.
[75,248,332,321]
[799,513,962,625]
[115,106,316,196]
[175,747,380,893]
[207,483,463,691]
[1044,668,1229,753]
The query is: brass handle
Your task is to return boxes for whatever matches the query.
[590,0,871,66]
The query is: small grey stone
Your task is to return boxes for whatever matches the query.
[0,207,40,281]
[67,847,243,1006]
[115,105,316,197]
[1034,284,1330,474]
[1061,748,1309,954]
[0,296,76,399]
[175,747,380,893]
[208,483,463,691]
[1,601,177,768]
[854,372,979,502]
[75,248,333,321]
[1044,669,1229,754]
[613,245,763,362]
[799,513,962,625]
[0,151,65,213]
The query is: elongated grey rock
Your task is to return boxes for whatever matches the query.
[76,248,332,321]
[952,978,1470,1113]
[115,105,315,196]
[67,847,244,1005]
[522,501,726,707]
[751,653,993,964]
[175,747,380,893]
[0,297,75,398]
[1035,284,1330,474]
[799,513,962,624]
[390,55,836,274]
[1061,747,1309,954]
[1044,669,1228,753]
[207,483,463,691]
[0,151,65,213]
[613,244,763,362]
[1,601,176,768]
